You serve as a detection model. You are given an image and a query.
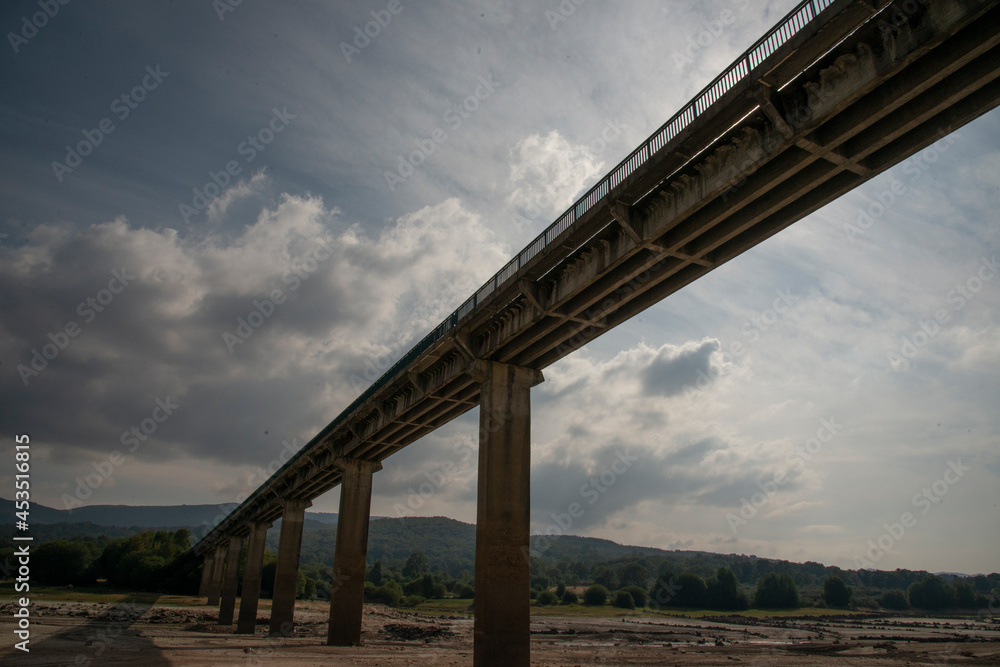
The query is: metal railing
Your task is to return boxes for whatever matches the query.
[197,0,841,549]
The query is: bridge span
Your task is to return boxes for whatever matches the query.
[193,0,1000,663]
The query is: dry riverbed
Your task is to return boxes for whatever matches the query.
[1,598,998,665]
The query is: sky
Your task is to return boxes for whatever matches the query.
[1,0,997,576]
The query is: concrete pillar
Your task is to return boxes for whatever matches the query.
[207,542,227,606]
[269,498,311,637]
[470,360,543,667]
[218,534,244,625]
[198,553,214,598]
[237,521,272,634]
[327,458,382,646]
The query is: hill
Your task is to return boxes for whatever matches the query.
[0,497,338,530]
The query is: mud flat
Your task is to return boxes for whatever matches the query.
[1,599,998,665]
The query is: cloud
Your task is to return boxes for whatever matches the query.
[505,130,606,227]
[0,194,509,506]
[641,338,720,397]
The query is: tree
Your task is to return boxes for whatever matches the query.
[879,590,909,610]
[561,590,578,604]
[555,581,566,598]
[909,575,956,610]
[33,539,100,585]
[620,562,650,588]
[955,581,976,608]
[823,576,853,608]
[583,584,609,606]
[706,567,748,611]
[672,572,708,608]
[302,576,317,600]
[613,590,636,609]
[592,566,618,591]
[754,573,799,609]
[367,560,384,586]
[402,552,430,579]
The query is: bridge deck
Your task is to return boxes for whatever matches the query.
[197,0,1000,547]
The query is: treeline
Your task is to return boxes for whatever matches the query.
[0,530,200,593]
[4,523,997,617]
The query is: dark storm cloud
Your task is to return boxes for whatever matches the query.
[641,338,719,397]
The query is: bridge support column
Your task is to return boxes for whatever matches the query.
[327,458,382,646]
[218,535,244,625]
[207,543,227,606]
[198,553,214,598]
[269,498,310,637]
[237,521,272,634]
[470,360,543,667]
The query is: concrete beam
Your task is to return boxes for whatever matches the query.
[237,521,272,634]
[218,535,244,625]
[207,543,226,606]
[269,498,311,637]
[327,458,382,646]
[469,360,543,667]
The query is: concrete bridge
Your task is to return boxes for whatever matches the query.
[192,0,1000,663]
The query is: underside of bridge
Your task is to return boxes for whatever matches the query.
[194,0,1000,664]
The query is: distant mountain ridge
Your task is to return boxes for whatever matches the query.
[4,499,992,586]
[0,497,339,529]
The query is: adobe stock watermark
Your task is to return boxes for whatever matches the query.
[977,589,1000,622]
[726,417,842,535]
[179,106,296,224]
[7,0,71,54]
[887,255,998,371]
[383,74,500,192]
[213,0,244,22]
[510,117,627,235]
[524,448,639,561]
[852,458,971,568]
[391,439,475,517]
[340,0,412,63]
[843,130,962,245]
[52,65,169,182]
[682,288,797,397]
[222,235,333,352]
[545,0,590,31]
[648,577,683,611]
[17,268,134,386]
[62,396,180,509]
[672,0,751,68]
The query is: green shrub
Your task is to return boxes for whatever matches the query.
[561,590,578,605]
[536,590,559,606]
[613,590,636,609]
[623,585,648,608]
[399,595,425,607]
[583,584,609,606]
